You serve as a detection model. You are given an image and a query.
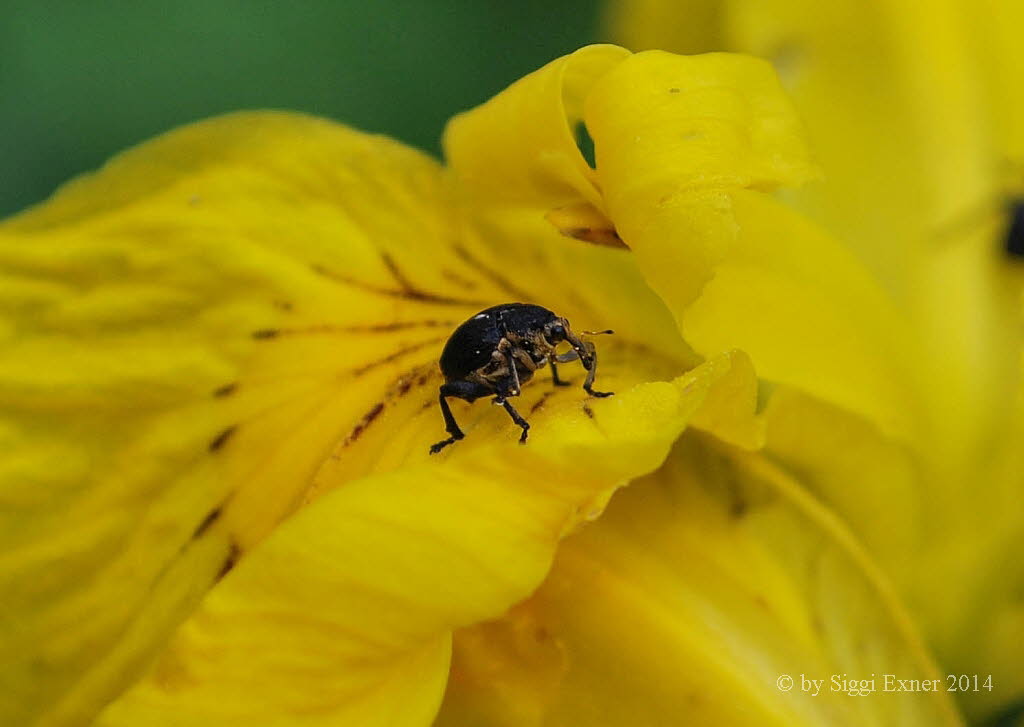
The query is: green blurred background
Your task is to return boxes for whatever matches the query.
[1,0,602,217]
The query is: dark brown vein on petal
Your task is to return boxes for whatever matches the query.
[208,425,238,452]
[530,390,556,415]
[310,260,487,307]
[191,506,223,538]
[216,540,242,581]
[344,402,385,446]
[250,319,457,340]
[212,382,238,397]
[558,226,626,248]
[452,244,534,301]
[379,252,421,293]
[441,268,479,289]
[349,336,447,377]
[340,364,439,448]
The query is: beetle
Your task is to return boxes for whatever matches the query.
[429,303,612,454]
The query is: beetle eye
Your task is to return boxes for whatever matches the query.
[547,323,566,342]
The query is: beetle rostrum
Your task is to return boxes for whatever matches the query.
[429,303,613,454]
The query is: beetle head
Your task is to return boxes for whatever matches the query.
[542,318,569,346]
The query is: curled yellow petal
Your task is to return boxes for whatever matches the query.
[581,52,920,443]
[444,44,629,212]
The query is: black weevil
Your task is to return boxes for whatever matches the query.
[429,303,612,454]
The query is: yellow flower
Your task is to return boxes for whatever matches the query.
[0,43,996,726]
[607,1,1024,723]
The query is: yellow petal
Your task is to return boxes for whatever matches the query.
[688,346,763,449]
[437,433,963,727]
[584,51,816,203]
[0,111,468,725]
[98,354,756,725]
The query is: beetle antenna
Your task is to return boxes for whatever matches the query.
[583,329,614,336]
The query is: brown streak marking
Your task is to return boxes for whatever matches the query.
[560,227,626,248]
[252,320,456,339]
[217,541,241,580]
[380,252,419,293]
[350,337,447,377]
[391,364,435,397]
[568,227,621,240]
[192,506,222,538]
[582,403,595,419]
[347,320,455,333]
[452,244,533,300]
[209,425,237,452]
[212,382,238,397]
[344,402,385,446]
[338,366,438,450]
[390,364,437,397]
[311,262,485,307]
[273,300,294,311]
[441,268,479,289]
[530,390,555,415]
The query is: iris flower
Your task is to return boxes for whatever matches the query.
[0,42,1017,727]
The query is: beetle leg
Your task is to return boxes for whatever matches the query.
[510,347,538,373]
[507,349,522,396]
[509,346,545,392]
[494,396,531,444]
[580,341,613,398]
[549,360,572,386]
[430,380,490,454]
[497,338,524,396]
[553,344,611,396]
